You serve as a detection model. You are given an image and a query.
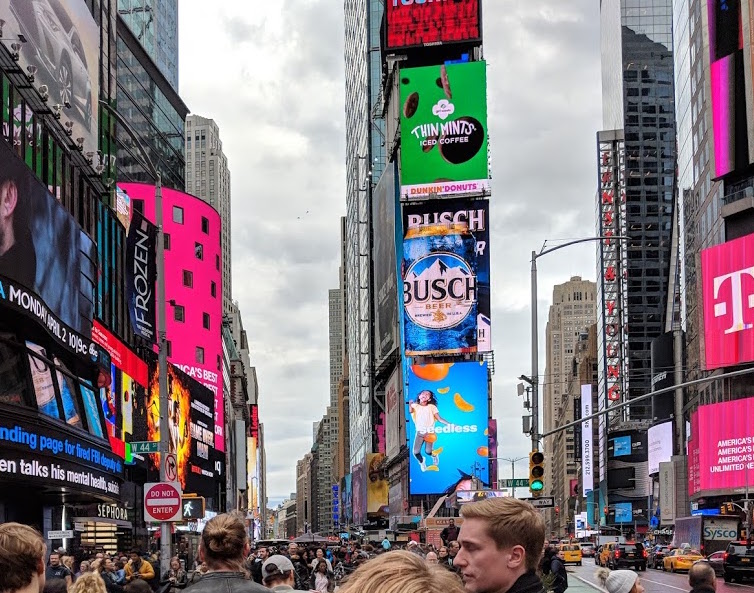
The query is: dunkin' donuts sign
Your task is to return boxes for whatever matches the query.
[400,61,489,199]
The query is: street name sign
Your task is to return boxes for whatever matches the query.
[131,441,159,454]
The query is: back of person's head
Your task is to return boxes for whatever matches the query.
[596,568,639,593]
[689,562,716,589]
[124,579,153,593]
[339,550,464,593]
[43,579,69,593]
[200,512,247,569]
[70,572,107,593]
[0,522,46,593]
[460,497,545,572]
[262,555,295,587]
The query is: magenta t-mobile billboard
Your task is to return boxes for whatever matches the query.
[119,183,225,452]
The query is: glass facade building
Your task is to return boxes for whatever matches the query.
[115,16,187,191]
[600,0,677,420]
[118,0,179,91]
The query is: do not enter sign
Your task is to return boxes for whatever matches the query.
[144,482,183,522]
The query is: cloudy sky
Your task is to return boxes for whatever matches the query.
[179,1,604,508]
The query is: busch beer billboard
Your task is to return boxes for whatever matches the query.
[701,232,754,369]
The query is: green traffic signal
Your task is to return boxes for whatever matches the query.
[529,450,545,496]
[530,479,544,491]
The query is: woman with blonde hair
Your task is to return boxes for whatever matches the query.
[70,572,108,593]
[339,550,463,593]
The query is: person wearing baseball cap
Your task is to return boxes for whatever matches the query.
[262,555,296,591]
[595,568,645,593]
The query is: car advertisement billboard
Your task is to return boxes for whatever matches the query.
[402,199,490,356]
[132,362,220,497]
[386,0,481,50]
[688,398,754,496]
[701,233,754,369]
[399,61,489,199]
[119,183,224,451]
[366,453,389,518]
[407,361,489,495]
[373,161,400,362]
[0,137,97,359]
[2,0,100,154]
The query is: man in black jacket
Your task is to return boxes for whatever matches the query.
[441,519,460,546]
[688,562,716,593]
[454,498,545,593]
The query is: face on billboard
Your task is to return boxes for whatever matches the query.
[3,0,100,154]
[400,62,489,199]
[701,233,754,369]
[402,199,490,356]
[407,361,489,495]
[690,398,754,494]
[0,139,96,356]
[386,0,480,50]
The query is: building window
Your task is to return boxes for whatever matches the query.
[173,205,184,224]
[201,216,209,234]
[216,254,220,271]
[166,341,172,356]
[164,233,171,250]
[183,270,193,287]
[195,242,204,260]
[211,281,217,297]
[203,313,210,330]
[196,346,205,364]
[174,305,185,322]
[133,199,144,214]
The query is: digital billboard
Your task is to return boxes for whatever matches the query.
[385,367,403,460]
[701,233,754,370]
[373,161,400,362]
[366,453,389,518]
[402,199,490,356]
[119,183,224,451]
[614,502,633,523]
[399,61,489,199]
[456,490,508,504]
[648,421,673,476]
[0,138,97,358]
[352,460,367,526]
[386,0,481,50]
[126,210,157,343]
[132,363,221,497]
[688,398,754,496]
[707,0,751,177]
[342,474,353,525]
[407,361,489,495]
[2,0,100,154]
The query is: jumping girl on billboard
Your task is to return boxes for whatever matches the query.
[410,389,450,472]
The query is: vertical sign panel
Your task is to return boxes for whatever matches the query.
[581,385,593,495]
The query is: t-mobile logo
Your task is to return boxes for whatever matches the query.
[713,267,754,334]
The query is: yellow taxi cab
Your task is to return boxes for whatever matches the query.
[599,542,617,567]
[559,543,583,566]
[663,548,704,572]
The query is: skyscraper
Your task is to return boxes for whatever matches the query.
[185,115,233,314]
[344,0,387,470]
[543,276,596,531]
[598,0,677,528]
[118,0,179,90]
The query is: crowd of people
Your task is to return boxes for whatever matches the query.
[2,497,713,593]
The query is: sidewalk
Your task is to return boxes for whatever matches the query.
[567,569,606,593]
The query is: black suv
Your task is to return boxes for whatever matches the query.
[724,541,754,583]
[608,542,647,571]
[649,546,670,569]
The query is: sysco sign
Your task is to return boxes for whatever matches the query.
[701,233,754,369]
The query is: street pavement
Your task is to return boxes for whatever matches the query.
[569,559,754,593]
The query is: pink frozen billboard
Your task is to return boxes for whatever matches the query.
[118,183,225,451]
[688,398,754,496]
[701,232,754,370]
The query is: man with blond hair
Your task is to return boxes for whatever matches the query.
[454,497,546,593]
[0,522,48,593]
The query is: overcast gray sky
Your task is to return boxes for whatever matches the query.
[179,1,603,508]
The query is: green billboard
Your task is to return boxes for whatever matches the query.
[400,61,489,199]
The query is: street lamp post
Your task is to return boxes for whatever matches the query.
[498,456,527,498]
[529,237,630,449]
[99,101,170,577]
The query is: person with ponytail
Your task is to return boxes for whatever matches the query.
[183,513,268,593]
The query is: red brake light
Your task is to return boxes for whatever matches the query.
[643,550,648,558]
[724,553,729,561]
[615,549,621,558]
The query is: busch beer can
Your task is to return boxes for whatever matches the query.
[403,222,478,356]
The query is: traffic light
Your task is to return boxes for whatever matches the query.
[529,450,545,496]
